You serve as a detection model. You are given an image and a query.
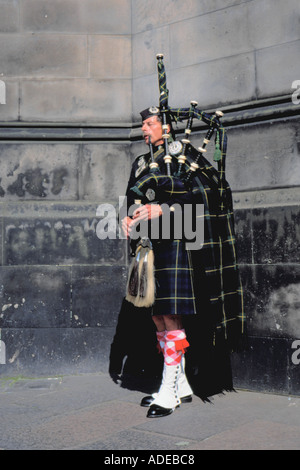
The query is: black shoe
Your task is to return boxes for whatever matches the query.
[140,395,155,407]
[147,404,175,418]
[141,394,192,407]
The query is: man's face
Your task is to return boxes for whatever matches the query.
[141,116,164,147]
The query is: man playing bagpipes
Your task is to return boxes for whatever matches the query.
[118,54,246,418]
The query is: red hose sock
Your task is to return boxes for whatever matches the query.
[164,329,190,366]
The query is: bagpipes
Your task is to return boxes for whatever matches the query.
[130,54,227,203]
[126,54,227,308]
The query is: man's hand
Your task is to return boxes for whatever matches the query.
[121,204,162,239]
[121,216,133,239]
[132,204,162,222]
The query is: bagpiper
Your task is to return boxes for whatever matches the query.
[111,54,246,418]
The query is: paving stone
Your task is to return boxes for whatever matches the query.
[187,419,300,450]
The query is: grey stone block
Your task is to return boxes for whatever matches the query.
[0,328,64,375]
[0,266,71,328]
[80,143,132,201]
[0,0,19,33]
[3,202,126,265]
[71,265,127,328]
[20,79,132,123]
[234,202,300,266]
[240,264,300,339]
[225,120,300,191]
[131,0,248,34]
[232,187,300,212]
[169,3,251,70]
[57,326,116,373]
[256,40,300,98]
[0,326,115,376]
[90,35,132,79]
[252,205,300,264]
[0,35,87,78]
[170,53,256,110]
[231,336,290,394]
[21,0,131,34]
[0,142,80,200]
[248,0,300,50]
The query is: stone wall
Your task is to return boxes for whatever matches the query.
[0,139,132,375]
[131,0,299,118]
[0,0,299,395]
[0,0,132,123]
[0,0,133,375]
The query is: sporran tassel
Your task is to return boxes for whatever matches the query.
[125,240,155,308]
[138,249,148,298]
[127,249,141,297]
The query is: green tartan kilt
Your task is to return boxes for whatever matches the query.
[152,239,197,316]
